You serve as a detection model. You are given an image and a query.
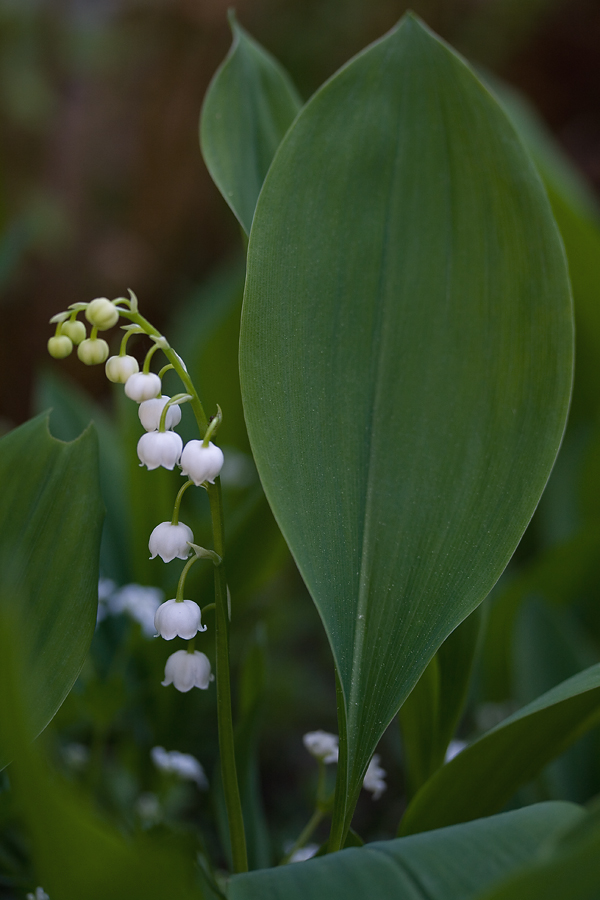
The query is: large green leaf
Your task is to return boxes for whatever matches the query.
[477,803,600,900]
[400,664,600,835]
[0,413,103,763]
[227,804,583,900]
[239,13,573,832]
[200,13,302,234]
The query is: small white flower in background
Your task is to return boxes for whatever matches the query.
[149,521,193,563]
[151,746,208,788]
[109,584,164,638]
[289,844,319,863]
[362,754,386,800]
[154,597,205,640]
[62,742,89,770]
[105,354,139,383]
[26,889,49,900]
[125,371,161,402]
[137,430,183,470]
[180,440,224,485]
[303,731,339,764]
[162,649,213,692]
[96,577,116,624]
[444,739,467,763]
[139,395,182,432]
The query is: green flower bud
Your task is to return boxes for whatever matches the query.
[78,337,109,365]
[61,319,87,344]
[85,297,119,331]
[47,335,73,359]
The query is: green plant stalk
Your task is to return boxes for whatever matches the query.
[280,809,324,865]
[208,480,248,872]
[328,669,350,852]
[121,305,248,872]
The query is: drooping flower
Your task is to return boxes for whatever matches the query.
[105,354,139,383]
[47,335,73,358]
[362,754,386,800]
[303,730,339,764]
[137,431,182,470]
[149,521,193,563]
[61,319,86,344]
[180,440,224,485]
[77,337,109,365]
[154,597,205,640]
[125,371,161,402]
[85,296,119,330]
[289,844,319,863]
[139,395,182,432]
[161,650,213,693]
[151,745,208,786]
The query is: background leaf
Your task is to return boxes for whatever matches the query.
[200,13,302,234]
[227,804,583,900]
[239,13,573,829]
[400,664,600,835]
[0,413,103,766]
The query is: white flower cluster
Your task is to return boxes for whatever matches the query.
[151,746,208,788]
[302,731,387,800]
[97,580,164,638]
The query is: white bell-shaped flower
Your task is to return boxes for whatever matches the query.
[149,521,193,563]
[150,746,208,786]
[139,395,182,432]
[154,597,205,640]
[137,431,182,470]
[303,730,339,764]
[106,354,139,383]
[161,650,213,692]
[180,440,224,485]
[362,754,387,800]
[125,372,161,402]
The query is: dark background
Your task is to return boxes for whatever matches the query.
[0,0,599,429]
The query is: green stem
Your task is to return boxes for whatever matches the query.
[119,310,208,433]
[176,554,200,602]
[208,482,248,873]
[142,342,161,374]
[158,363,175,379]
[279,808,324,866]
[171,480,193,526]
[327,669,349,852]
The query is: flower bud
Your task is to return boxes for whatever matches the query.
[85,297,119,330]
[303,731,339,764]
[47,335,73,359]
[139,396,182,432]
[105,354,140,383]
[77,337,109,365]
[137,430,182,470]
[154,597,205,640]
[125,372,161,402]
[149,521,193,563]
[180,440,224,486]
[161,650,213,692]
[61,319,87,344]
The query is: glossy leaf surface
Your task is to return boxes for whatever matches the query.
[240,13,573,822]
[228,804,582,900]
[0,414,103,764]
[200,14,302,234]
[400,664,600,835]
